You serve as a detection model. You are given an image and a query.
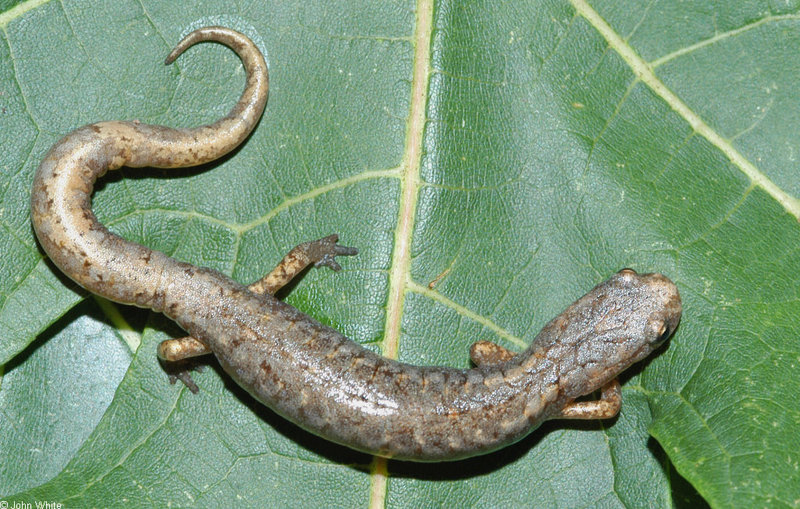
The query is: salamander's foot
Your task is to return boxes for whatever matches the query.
[164,364,205,394]
[309,234,359,271]
[248,234,358,295]
[158,336,212,393]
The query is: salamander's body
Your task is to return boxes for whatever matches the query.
[31,27,682,461]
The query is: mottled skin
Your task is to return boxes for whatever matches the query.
[31,27,683,462]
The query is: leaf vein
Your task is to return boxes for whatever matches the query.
[571,0,800,219]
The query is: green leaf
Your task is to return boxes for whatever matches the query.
[1,1,797,507]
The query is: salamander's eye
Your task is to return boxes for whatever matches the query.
[617,268,638,284]
[653,322,671,345]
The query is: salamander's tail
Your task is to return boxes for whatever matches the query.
[152,26,269,167]
[31,26,269,307]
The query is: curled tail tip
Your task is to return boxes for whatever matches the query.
[164,26,259,66]
[164,29,202,66]
[164,41,189,66]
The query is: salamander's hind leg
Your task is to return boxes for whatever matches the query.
[157,336,211,393]
[158,336,211,362]
[248,234,358,295]
[159,234,357,391]
[556,379,622,420]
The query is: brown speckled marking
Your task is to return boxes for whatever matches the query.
[30,27,682,462]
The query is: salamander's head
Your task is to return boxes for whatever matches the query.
[551,268,682,399]
[617,268,681,345]
[590,268,682,375]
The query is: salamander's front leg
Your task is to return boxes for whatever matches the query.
[556,379,622,420]
[468,340,622,420]
[469,340,517,365]
[248,234,358,295]
[159,234,357,390]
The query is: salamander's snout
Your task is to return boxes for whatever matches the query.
[646,272,681,345]
[615,269,682,347]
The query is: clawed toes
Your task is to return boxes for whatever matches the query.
[314,254,343,271]
[168,371,200,394]
[312,234,358,271]
[163,362,203,394]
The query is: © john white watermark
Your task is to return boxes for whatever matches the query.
[0,501,64,509]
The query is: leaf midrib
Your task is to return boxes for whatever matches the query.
[367,0,435,506]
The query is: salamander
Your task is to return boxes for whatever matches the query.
[30,26,682,461]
